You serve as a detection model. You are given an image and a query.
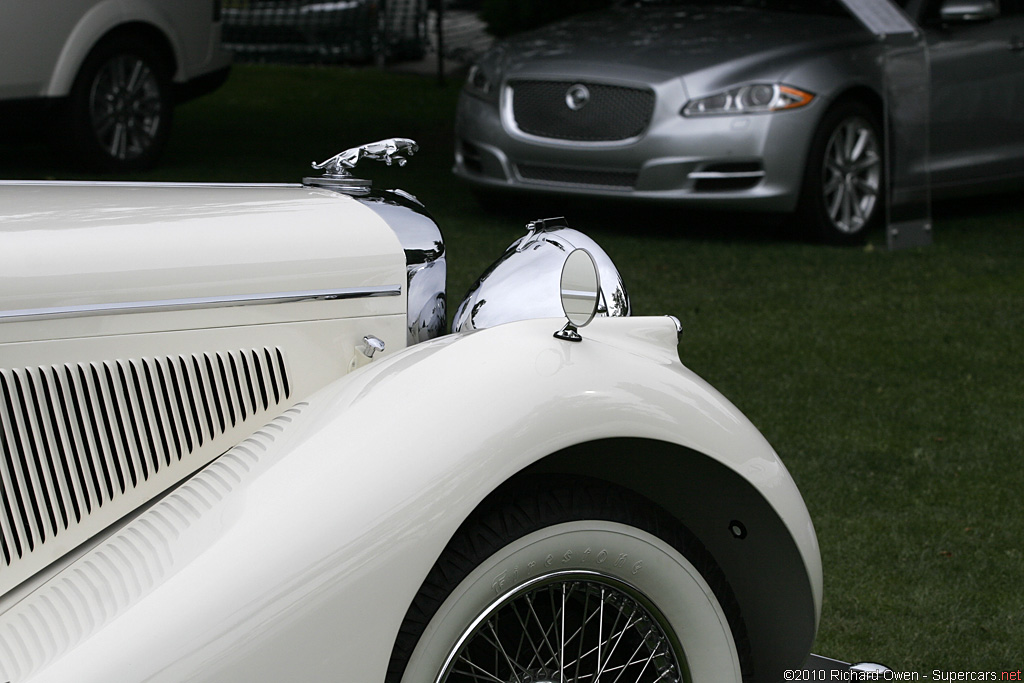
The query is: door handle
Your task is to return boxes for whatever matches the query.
[1010,36,1024,52]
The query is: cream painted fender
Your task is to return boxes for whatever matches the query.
[2,316,822,683]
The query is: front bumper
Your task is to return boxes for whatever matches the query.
[454,87,821,213]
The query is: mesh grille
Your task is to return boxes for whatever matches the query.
[517,164,637,189]
[0,348,289,568]
[510,80,655,142]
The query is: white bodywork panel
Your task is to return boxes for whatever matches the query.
[0,182,408,600]
[0,316,822,683]
[0,182,406,343]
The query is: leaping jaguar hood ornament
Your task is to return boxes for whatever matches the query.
[305,138,418,192]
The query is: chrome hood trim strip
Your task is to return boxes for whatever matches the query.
[0,286,402,323]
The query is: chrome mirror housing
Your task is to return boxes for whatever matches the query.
[452,217,629,333]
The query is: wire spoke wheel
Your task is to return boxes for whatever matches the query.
[88,54,164,161]
[389,480,747,683]
[440,571,682,683]
[821,116,881,235]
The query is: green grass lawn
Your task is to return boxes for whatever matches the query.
[3,64,1022,674]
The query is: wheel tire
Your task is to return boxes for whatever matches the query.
[64,35,173,172]
[798,101,884,245]
[387,478,749,683]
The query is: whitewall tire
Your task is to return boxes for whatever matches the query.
[388,479,746,683]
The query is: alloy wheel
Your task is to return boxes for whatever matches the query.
[88,55,164,162]
[821,116,882,235]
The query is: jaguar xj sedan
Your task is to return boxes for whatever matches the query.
[454,0,1024,243]
[0,140,850,682]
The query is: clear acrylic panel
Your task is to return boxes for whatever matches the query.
[838,0,933,249]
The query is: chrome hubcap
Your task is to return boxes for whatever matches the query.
[438,572,684,683]
[822,117,881,234]
[89,55,162,161]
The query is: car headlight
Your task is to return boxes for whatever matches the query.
[465,64,496,101]
[682,84,814,116]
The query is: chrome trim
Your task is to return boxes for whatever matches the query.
[666,314,683,339]
[310,138,419,177]
[688,170,767,180]
[553,322,583,343]
[453,217,629,333]
[0,286,402,322]
[360,335,386,359]
[0,180,298,188]
[565,83,591,111]
[850,663,894,675]
[304,139,418,193]
[355,190,447,345]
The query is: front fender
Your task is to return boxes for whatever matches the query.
[47,0,127,96]
[2,316,820,683]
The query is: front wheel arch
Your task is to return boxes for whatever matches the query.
[61,25,177,171]
[518,438,820,683]
[797,94,886,245]
[387,474,748,683]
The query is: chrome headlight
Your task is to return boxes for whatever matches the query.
[682,84,814,116]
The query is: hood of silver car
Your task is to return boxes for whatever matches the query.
[497,4,869,87]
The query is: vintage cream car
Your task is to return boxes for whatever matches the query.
[0,140,829,682]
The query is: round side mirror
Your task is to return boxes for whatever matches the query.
[555,249,601,342]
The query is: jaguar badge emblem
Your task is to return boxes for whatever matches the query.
[565,84,590,111]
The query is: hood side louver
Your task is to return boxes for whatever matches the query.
[0,348,289,586]
[0,404,306,681]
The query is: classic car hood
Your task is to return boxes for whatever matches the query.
[0,182,406,330]
[498,3,869,83]
[0,182,410,600]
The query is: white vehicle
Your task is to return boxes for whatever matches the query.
[0,0,231,171]
[0,141,853,681]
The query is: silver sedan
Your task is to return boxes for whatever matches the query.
[454,0,1024,243]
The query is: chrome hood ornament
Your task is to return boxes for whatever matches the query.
[304,138,418,192]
